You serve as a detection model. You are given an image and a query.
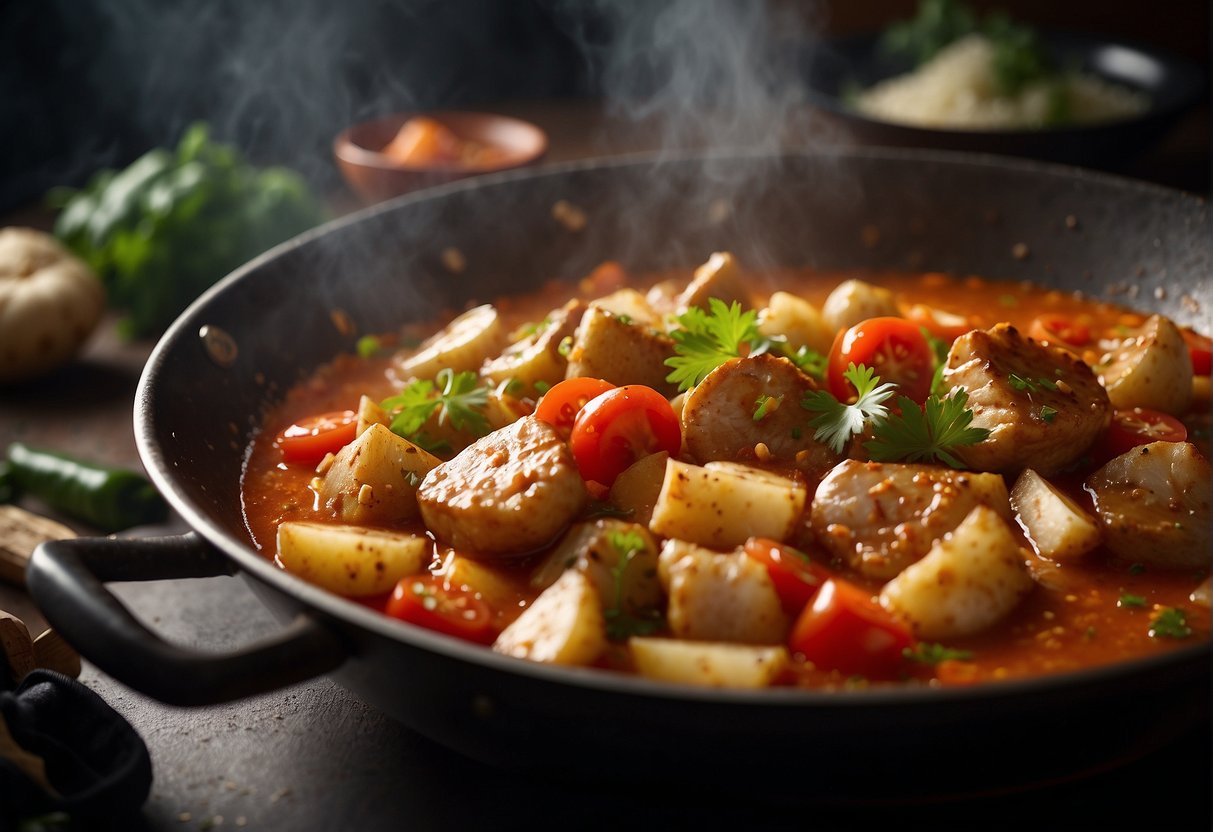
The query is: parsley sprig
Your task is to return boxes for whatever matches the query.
[381,368,490,451]
[665,298,765,392]
[603,530,663,641]
[866,388,991,468]
[800,364,897,454]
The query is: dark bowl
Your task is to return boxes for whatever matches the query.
[803,31,1205,168]
[334,111,548,203]
[28,148,1212,801]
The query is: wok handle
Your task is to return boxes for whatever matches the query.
[26,533,347,706]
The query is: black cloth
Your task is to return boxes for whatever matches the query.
[0,670,151,828]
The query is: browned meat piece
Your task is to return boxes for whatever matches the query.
[942,323,1110,475]
[681,354,841,478]
[810,459,1011,580]
[418,416,587,556]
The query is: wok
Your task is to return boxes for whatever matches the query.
[27,149,1212,800]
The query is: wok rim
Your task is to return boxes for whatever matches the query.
[134,145,1212,709]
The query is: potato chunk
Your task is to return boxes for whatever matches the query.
[317,424,441,524]
[529,519,662,620]
[821,279,899,333]
[649,459,807,548]
[564,306,679,396]
[276,522,428,597]
[481,300,583,390]
[758,291,834,355]
[397,304,505,380]
[493,570,606,666]
[880,505,1033,639]
[1010,469,1101,562]
[630,638,789,688]
[608,451,669,527]
[1085,441,1211,569]
[677,251,749,312]
[657,539,787,644]
[1098,314,1194,415]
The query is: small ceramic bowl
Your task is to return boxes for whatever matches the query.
[334,111,548,203]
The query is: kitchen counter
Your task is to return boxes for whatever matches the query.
[2,99,1210,830]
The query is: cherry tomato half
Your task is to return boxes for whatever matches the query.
[1029,313,1091,349]
[1181,328,1212,376]
[570,385,681,486]
[788,578,913,680]
[828,317,934,403]
[385,576,496,644]
[276,410,358,465]
[1100,407,1188,460]
[743,538,833,615]
[534,377,617,436]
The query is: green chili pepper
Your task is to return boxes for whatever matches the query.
[5,443,168,532]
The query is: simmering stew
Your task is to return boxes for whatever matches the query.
[241,256,1211,689]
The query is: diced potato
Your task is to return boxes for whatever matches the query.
[630,638,789,688]
[481,387,531,430]
[1099,314,1194,415]
[356,394,390,436]
[564,306,678,395]
[1085,441,1211,569]
[657,539,787,644]
[481,301,582,389]
[492,570,606,666]
[758,291,833,355]
[608,451,669,527]
[821,279,899,333]
[317,424,441,524]
[529,520,661,618]
[880,505,1033,639]
[677,251,748,312]
[588,289,659,325]
[437,551,523,612]
[276,522,428,597]
[1009,469,1101,562]
[649,459,806,548]
[398,304,505,380]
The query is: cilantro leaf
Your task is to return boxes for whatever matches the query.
[865,388,990,468]
[1149,607,1191,639]
[783,344,828,381]
[800,364,896,454]
[665,298,762,392]
[603,530,663,641]
[903,643,974,665]
[381,368,490,448]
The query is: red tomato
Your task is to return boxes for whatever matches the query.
[788,578,913,679]
[1029,314,1091,348]
[276,410,358,464]
[385,576,496,644]
[905,304,971,342]
[570,385,681,486]
[1181,328,1212,376]
[743,538,832,615]
[828,317,934,403]
[1101,408,1188,459]
[534,377,617,436]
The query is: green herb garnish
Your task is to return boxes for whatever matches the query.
[664,298,764,392]
[865,388,990,468]
[904,643,974,664]
[1118,592,1147,609]
[1149,607,1191,639]
[1039,405,1058,423]
[753,394,780,422]
[381,368,490,447]
[800,364,897,454]
[603,530,662,641]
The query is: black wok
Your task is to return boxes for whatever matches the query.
[28,149,1212,800]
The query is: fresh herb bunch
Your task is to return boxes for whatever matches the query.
[801,364,897,454]
[881,0,1055,96]
[50,123,326,337]
[665,298,767,392]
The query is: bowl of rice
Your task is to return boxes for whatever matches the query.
[803,7,1204,168]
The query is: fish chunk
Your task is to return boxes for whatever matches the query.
[810,459,1011,580]
[1085,441,1211,569]
[681,354,841,477]
[942,323,1110,475]
[418,416,587,556]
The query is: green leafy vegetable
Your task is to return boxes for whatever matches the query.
[381,369,490,451]
[800,364,897,454]
[865,388,990,468]
[753,394,780,422]
[665,298,763,392]
[51,122,326,337]
[903,643,974,664]
[1149,607,1191,639]
[920,325,951,396]
[784,344,828,380]
[356,335,388,359]
[1118,592,1147,609]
